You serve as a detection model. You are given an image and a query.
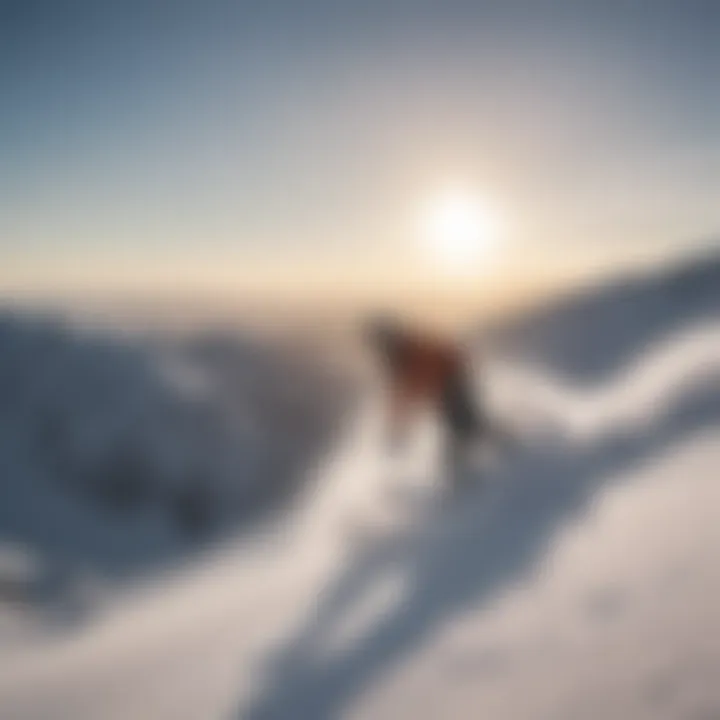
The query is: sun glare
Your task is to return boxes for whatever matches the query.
[420,187,503,275]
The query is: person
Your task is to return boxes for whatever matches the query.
[364,315,507,489]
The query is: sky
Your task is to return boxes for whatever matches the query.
[1,0,719,303]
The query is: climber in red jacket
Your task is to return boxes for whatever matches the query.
[365,315,508,488]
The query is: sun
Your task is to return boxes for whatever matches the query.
[420,187,502,275]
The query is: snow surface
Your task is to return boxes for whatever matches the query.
[0,259,718,720]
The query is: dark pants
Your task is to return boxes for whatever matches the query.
[441,368,483,441]
[440,368,481,485]
[440,368,509,487]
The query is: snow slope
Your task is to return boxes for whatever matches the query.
[0,258,719,720]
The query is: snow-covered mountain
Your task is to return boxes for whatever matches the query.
[484,251,720,380]
[0,253,718,720]
[0,315,356,609]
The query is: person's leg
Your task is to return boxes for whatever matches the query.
[443,427,472,493]
[441,369,480,491]
[384,378,416,454]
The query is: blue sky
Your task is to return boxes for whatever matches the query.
[1,0,719,298]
